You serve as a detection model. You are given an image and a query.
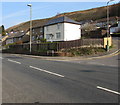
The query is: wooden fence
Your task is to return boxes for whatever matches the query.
[57,38,103,50]
[7,38,104,54]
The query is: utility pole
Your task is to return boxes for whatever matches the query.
[106,0,114,51]
[27,4,32,53]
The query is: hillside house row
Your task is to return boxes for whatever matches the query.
[95,17,120,29]
[4,16,81,45]
[3,16,120,45]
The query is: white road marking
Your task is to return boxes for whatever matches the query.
[97,86,120,95]
[0,57,4,59]
[29,65,65,78]
[8,59,21,64]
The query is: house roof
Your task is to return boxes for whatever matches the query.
[32,26,43,29]
[21,35,30,43]
[7,32,25,39]
[45,16,80,26]
[1,35,8,42]
[110,23,118,28]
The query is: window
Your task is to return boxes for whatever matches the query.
[32,29,34,32]
[32,30,34,34]
[56,32,61,39]
[46,34,50,40]
[40,35,43,38]
[46,34,54,40]
[32,36,35,40]
[57,23,61,30]
[19,37,21,40]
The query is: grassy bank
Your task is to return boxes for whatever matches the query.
[59,47,106,57]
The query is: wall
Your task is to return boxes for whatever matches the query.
[44,23,64,42]
[64,23,81,41]
[6,38,14,45]
[44,23,81,42]
[110,21,120,34]
[32,27,44,39]
[118,21,120,28]
[110,27,118,34]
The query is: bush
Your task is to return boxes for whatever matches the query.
[4,42,16,49]
[61,47,106,56]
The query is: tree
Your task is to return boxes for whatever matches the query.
[1,25,6,36]
[81,23,97,32]
[81,23,98,38]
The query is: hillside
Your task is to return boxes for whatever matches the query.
[6,3,120,32]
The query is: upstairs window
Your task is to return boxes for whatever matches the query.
[57,23,61,30]
[46,27,49,31]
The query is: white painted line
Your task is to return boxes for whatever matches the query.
[8,59,21,64]
[29,65,65,78]
[0,57,4,59]
[97,86,120,95]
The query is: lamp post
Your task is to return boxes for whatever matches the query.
[27,4,32,53]
[106,0,114,51]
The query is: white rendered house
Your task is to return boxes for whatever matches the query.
[44,16,81,42]
[110,21,120,34]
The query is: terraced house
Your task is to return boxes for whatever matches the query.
[32,26,44,41]
[5,32,25,45]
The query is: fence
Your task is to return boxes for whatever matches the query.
[5,38,104,55]
[57,38,103,50]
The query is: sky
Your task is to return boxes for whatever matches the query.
[1,0,119,29]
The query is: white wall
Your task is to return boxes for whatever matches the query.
[44,23,64,42]
[110,27,117,34]
[64,23,81,41]
[44,22,81,42]
[118,21,120,28]
[110,21,120,34]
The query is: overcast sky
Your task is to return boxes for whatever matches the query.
[1,1,119,29]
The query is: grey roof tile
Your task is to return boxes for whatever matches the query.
[45,16,80,26]
[7,32,25,39]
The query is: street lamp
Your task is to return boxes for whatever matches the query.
[27,4,32,53]
[106,0,114,51]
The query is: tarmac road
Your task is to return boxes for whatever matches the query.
[1,53,119,103]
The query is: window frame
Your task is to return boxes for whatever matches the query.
[56,32,61,39]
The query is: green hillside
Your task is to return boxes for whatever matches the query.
[6,3,120,33]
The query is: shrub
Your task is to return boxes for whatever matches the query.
[61,47,106,56]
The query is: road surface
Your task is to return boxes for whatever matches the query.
[1,53,119,103]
